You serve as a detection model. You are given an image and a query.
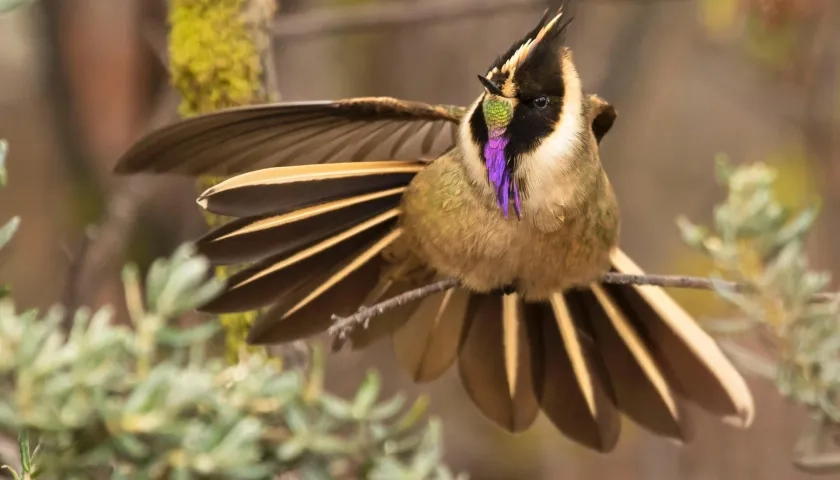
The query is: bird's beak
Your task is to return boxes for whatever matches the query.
[477,75,504,96]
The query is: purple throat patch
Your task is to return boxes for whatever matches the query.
[483,133,522,219]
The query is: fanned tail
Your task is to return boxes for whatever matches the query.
[390,249,754,453]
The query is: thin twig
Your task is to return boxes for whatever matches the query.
[602,272,837,302]
[329,272,838,341]
[272,0,544,40]
[60,226,96,331]
[328,279,460,339]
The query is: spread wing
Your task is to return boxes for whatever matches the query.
[114,97,468,177]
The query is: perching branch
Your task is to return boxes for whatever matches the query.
[329,272,838,342]
[329,278,460,340]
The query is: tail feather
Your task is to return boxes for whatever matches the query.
[197,187,405,265]
[197,161,423,217]
[572,286,688,441]
[392,285,471,383]
[529,294,621,451]
[608,249,755,427]
[458,293,540,433]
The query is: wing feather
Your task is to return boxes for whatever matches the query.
[114,98,466,176]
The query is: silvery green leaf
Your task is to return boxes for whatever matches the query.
[675,216,708,251]
[144,258,170,311]
[157,321,219,348]
[0,140,7,187]
[227,465,277,480]
[0,216,20,251]
[155,257,211,316]
[763,240,804,287]
[352,372,381,419]
[368,393,405,421]
[18,430,30,472]
[410,420,444,476]
[369,458,410,480]
[319,394,352,420]
[709,279,755,314]
[284,403,310,434]
[396,396,429,431]
[276,436,307,462]
[772,205,819,250]
[368,423,390,443]
[206,417,262,464]
[166,279,223,316]
[713,153,735,184]
[112,433,150,459]
[0,0,35,13]
[299,464,334,480]
[124,368,170,413]
[308,434,352,455]
[16,316,59,366]
[170,243,197,264]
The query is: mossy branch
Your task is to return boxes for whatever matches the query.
[168,0,280,364]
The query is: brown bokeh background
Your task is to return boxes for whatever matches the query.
[1,0,838,478]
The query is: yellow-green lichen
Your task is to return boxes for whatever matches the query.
[168,0,263,118]
[168,0,267,363]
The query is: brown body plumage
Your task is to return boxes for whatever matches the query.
[114,9,754,453]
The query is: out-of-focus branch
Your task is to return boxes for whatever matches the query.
[142,19,169,67]
[34,0,108,221]
[272,0,545,40]
[73,87,180,309]
[60,226,94,331]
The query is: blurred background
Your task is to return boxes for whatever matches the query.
[0,0,838,478]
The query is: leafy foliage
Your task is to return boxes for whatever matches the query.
[0,139,463,479]
[678,155,840,473]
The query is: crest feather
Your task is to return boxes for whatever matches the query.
[491,8,572,78]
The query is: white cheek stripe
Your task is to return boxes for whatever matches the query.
[519,59,584,176]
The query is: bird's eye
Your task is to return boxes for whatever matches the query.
[532,96,549,108]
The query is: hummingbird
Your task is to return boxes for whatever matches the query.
[115,9,754,452]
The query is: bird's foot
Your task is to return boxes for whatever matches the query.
[489,284,517,296]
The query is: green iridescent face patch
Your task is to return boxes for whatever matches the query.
[481,95,520,219]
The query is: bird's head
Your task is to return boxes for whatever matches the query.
[461,8,609,219]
